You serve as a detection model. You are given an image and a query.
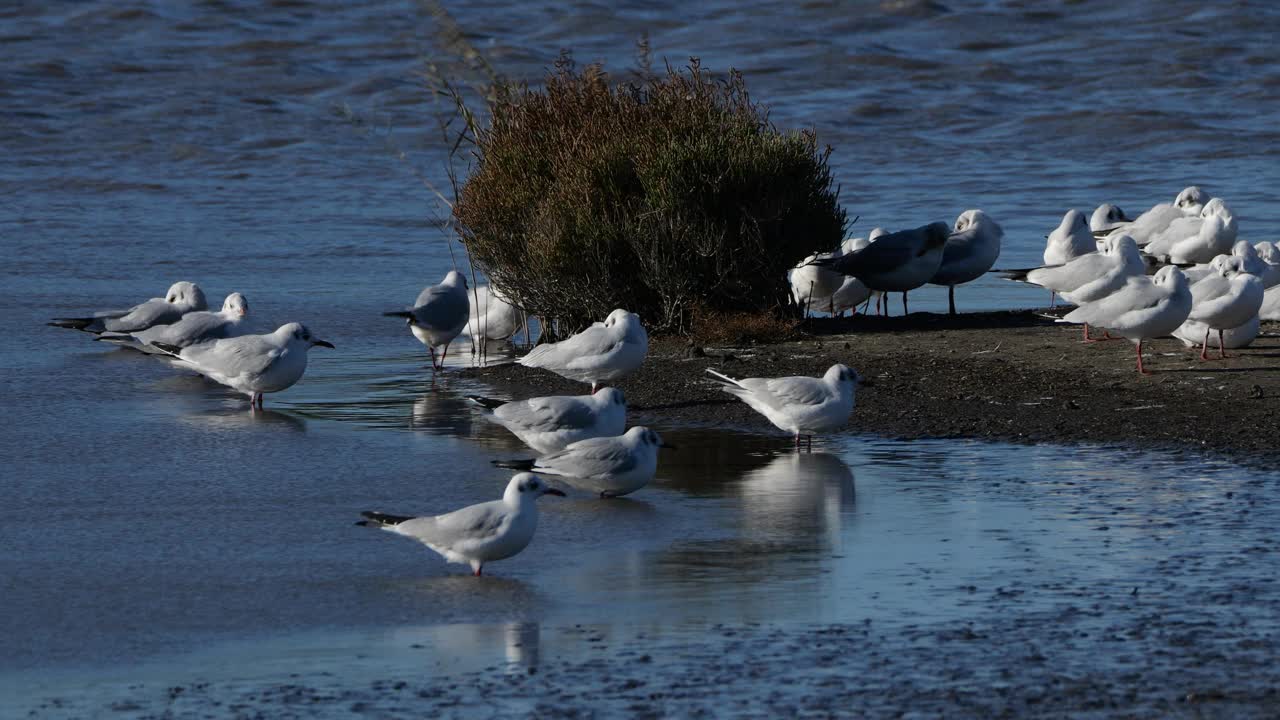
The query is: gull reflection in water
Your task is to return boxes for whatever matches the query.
[392,621,541,672]
[178,407,307,433]
[734,451,856,551]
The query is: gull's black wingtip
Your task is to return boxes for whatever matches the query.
[492,459,537,471]
[466,395,507,410]
[151,342,183,357]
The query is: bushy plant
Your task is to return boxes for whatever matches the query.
[454,55,846,333]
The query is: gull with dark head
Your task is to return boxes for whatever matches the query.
[357,472,564,576]
[493,426,672,498]
[518,309,648,393]
[811,222,951,315]
[930,209,1003,315]
[706,364,860,449]
[49,281,208,335]
[467,387,627,454]
[153,322,334,408]
[385,270,470,370]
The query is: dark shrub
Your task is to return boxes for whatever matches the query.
[454,56,846,333]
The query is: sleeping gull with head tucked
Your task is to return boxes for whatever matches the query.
[385,270,470,371]
[467,388,627,453]
[153,322,333,408]
[1058,266,1192,375]
[493,426,672,498]
[930,209,1003,315]
[98,292,250,353]
[49,281,208,335]
[1011,234,1145,340]
[518,309,648,392]
[1184,255,1264,360]
[357,472,564,576]
[706,364,860,449]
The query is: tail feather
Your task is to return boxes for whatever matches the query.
[356,510,415,528]
[492,458,537,471]
[48,318,95,331]
[704,367,743,388]
[466,395,507,410]
[383,310,413,319]
[994,267,1041,282]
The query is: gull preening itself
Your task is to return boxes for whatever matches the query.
[98,292,249,353]
[153,322,334,408]
[1058,266,1192,375]
[1144,197,1237,264]
[706,364,859,449]
[467,388,627,454]
[357,472,564,576]
[493,426,672,498]
[1185,256,1264,360]
[812,222,951,315]
[385,270,470,371]
[518,309,648,392]
[49,281,208,334]
[930,209,1003,315]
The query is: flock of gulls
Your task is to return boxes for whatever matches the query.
[789,185,1280,374]
[47,184,1276,575]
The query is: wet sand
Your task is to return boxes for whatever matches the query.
[467,310,1280,464]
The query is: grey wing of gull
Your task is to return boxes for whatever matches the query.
[411,288,469,330]
[763,376,830,406]
[102,300,182,333]
[537,439,636,478]
[497,396,595,432]
[830,233,917,277]
[398,501,508,547]
[180,334,281,377]
[940,228,979,265]
[522,325,617,368]
[136,311,225,347]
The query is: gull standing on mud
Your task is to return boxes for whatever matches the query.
[1058,266,1192,375]
[1040,210,1095,307]
[830,229,885,316]
[493,426,672,498]
[153,322,334,408]
[356,472,564,576]
[48,281,208,335]
[706,364,860,449]
[385,270,470,371]
[467,388,627,454]
[1011,234,1145,340]
[811,222,951,315]
[1184,256,1264,360]
[930,209,1003,315]
[98,292,250,353]
[518,309,648,392]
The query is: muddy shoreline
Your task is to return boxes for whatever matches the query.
[463,310,1280,465]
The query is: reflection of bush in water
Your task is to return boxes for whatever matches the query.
[455,55,847,333]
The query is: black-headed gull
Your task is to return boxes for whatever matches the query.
[153,322,333,408]
[1045,210,1095,265]
[467,388,626,453]
[706,364,859,449]
[1144,197,1237,264]
[812,222,951,315]
[1059,266,1192,375]
[1186,256,1264,360]
[930,209,1003,315]
[493,426,672,498]
[1174,316,1260,351]
[1016,234,1145,340]
[48,281,207,334]
[518,309,647,392]
[357,472,564,576]
[98,292,249,353]
[385,270,470,370]
[1089,204,1132,237]
[1118,186,1210,246]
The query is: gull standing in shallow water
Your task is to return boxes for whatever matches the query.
[518,309,648,392]
[385,270,469,371]
[153,322,334,408]
[930,209,1003,315]
[48,281,208,334]
[467,388,627,454]
[493,426,672,498]
[706,364,860,449]
[357,472,564,576]
[1058,266,1192,375]
[98,292,250,353]
[812,222,951,315]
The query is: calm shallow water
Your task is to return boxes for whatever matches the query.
[3,0,1280,713]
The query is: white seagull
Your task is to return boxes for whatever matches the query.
[1015,234,1145,340]
[1045,210,1096,266]
[812,222,951,315]
[1174,316,1260,352]
[1089,204,1132,237]
[830,228,887,316]
[357,472,564,576]
[1144,197,1237,264]
[1255,242,1280,289]
[1058,266,1192,375]
[1185,256,1264,360]
[1261,284,1280,321]
[493,426,672,498]
[1119,186,1210,246]
[790,248,848,316]
[99,292,250,353]
[518,309,648,392]
[465,284,524,344]
[930,209,1003,315]
[385,270,470,370]
[153,322,334,408]
[467,388,627,454]
[706,364,860,449]
[49,281,208,334]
